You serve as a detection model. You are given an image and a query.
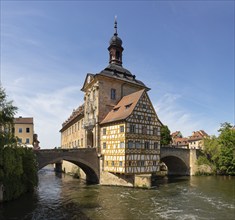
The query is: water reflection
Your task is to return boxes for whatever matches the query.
[0,166,234,220]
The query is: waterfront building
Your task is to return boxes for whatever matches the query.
[60,105,85,149]
[100,89,161,174]
[60,19,162,182]
[13,117,34,147]
[171,130,209,149]
[188,130,209,149]
[171,131,188,148]
[171,131,189,148]
[173,137,189,148]
[171,131,183,140]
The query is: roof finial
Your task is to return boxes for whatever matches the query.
[114,15,118,36]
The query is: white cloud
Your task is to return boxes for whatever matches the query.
[154,93,209,137]
[10,86,83,149]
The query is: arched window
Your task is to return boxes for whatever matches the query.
[116,51,120,60]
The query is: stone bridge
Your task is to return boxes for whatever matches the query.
[34,146,200,185]
[160,146,200,175]
[34,148,100,183]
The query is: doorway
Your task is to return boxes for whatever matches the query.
[87,130,93,147]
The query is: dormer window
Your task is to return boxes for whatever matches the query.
[125,103,132,109]
[113,107,120,112]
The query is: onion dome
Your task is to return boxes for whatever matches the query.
[109,19,123,46]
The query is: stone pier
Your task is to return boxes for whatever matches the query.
[54,161,63,172]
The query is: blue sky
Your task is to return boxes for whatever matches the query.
[1,1,234,148]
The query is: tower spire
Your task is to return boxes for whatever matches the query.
[108,16,124,66]
[114,16,118,36]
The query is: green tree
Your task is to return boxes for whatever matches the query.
[21,148,38,192]
[0,87,18,147]
[197,122,235,175]
[0,87,38,201]
[198,135,220,172]
[160,125,172,146]
[0,146,38,201]
[217,122,235,175]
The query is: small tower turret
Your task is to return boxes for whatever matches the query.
[108,17,124,66]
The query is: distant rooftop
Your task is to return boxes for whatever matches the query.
[61,104,84,130]
[188,130,209,141]
[14,117,33,124]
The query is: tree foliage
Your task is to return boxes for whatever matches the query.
[0,87,38,201]
[217,123,235,175]
[198,122,235,175]
[203,136,220,168]
[160,125,172,146]
[0,87,18,146]
[0,146,38,201]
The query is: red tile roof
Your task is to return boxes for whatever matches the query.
[172,137,189,146]
[101,89,145,124]
[171,131,182,138]
[14,117,33,124]
[188,130,209,141]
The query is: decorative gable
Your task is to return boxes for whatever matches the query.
[127,92,161,127]
[81,74,95,92]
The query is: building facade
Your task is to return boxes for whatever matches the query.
[13,117,34,146]
[188,130,209,149]
[100,89,161,174]
[60,20,162,184]
[171,130,209,149]
[60,105,85,149]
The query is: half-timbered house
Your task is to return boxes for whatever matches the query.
[100,89,161,174]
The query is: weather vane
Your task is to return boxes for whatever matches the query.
[114,15,118,35]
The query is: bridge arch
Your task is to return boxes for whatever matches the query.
[35,149,100,184]
[161,156,189,175]
[160,147,191,175]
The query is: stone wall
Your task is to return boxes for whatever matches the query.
[62,161,87,179]
[100,171,134,187]
[62,160,79,175]
[134,174,152,188]
[99,158,133,186]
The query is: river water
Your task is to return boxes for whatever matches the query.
[0,166,234,220]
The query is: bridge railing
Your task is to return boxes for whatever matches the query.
[161,145,189,149]
[34,147,98,153]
